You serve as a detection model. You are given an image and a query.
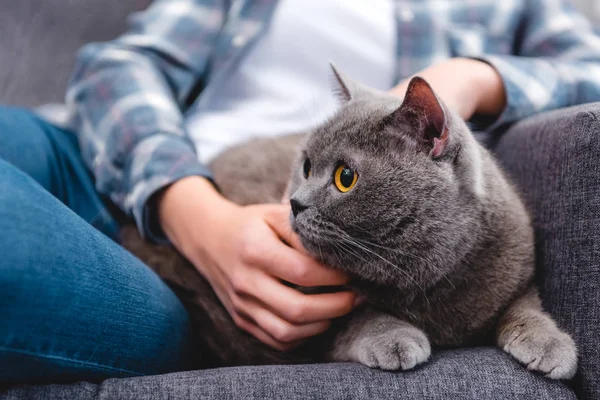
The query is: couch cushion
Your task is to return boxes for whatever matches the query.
[0,0,150,107]
[493,103,600,400]
[2,348,576,400]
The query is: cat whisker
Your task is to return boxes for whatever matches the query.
[351,235,456,291]
[315,217,424,292]
[317,242,324,264]
[329,236,396,281]
[333,240,399,290]
[338,222,431,265]
[327,241,344,270]
[335,241,371,268]
[337,235,430,305]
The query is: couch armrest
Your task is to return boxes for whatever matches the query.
[493,103,600,399]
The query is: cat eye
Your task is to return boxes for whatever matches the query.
[334,164,358,192]
[303,158,311,178]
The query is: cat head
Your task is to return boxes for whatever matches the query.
[288,65,483,291]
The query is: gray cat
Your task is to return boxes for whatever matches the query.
[121,67,577,379]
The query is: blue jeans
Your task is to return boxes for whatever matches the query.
[0,107,197,383]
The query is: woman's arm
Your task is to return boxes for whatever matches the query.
[479,0,600,127]
[67,0,227,241]
[67,1,356,349]
[391,0,600,126]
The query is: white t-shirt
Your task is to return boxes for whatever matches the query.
[186,0,396,164]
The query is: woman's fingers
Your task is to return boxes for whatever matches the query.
[264,204,305,250]
[204,260,306,351]
[261,205,350,286]
[194,203,356,349]
[232,292,331,345]
[265,241,350,287]
[236,271,355,325]
[230,311,302,351]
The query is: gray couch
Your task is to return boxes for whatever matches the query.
[1,1,598,399]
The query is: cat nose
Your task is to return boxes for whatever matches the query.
[290,199,308,217]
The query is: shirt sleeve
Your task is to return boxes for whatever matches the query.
[480,0,600,128]
[66,0,227,242]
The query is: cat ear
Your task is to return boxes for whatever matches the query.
[391,77,450,158]
[329,63,353,103]
[329,63,376,104]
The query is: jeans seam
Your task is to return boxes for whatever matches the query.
[0,345,144,377]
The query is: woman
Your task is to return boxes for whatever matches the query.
[1,0,599,382]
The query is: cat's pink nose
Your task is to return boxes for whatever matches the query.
[290,199,308,217]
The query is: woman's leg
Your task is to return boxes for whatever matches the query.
[0,159,197,383]
[0,107,199,382]
[0,106,119,239]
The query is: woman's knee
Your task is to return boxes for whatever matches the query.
[0,159,68,288]
[0,165,196,379]
[0,106,67,190]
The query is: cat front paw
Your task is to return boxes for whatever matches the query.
[354,327,431,371]
[502,327,577,380]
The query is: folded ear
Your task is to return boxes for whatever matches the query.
[389,77,449,158]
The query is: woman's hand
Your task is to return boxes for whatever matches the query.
[390,58,507,121]
[158,176,356,351]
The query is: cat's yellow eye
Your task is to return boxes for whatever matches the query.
[334,165,358,192]
[303,158,311,178]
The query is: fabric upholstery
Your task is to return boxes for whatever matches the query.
[493,102,600,400]
[0,0,150,107]
[1,348,577,400]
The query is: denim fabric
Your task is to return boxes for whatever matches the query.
[0,107,119,240]
[0,108,198,383]
[1,348,576,400]
[493,102,600,400]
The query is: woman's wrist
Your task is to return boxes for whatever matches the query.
[469,59,507,117]
[388,57,507,121]
[158,176,237,257]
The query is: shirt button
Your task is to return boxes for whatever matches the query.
[232,34,247,47]
[400,8,414,22]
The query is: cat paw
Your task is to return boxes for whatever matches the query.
[502,327,577,380]
[354,328,431,371]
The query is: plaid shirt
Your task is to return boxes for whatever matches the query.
[66,0,600,241]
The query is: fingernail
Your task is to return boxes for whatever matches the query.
[354,295,366,306]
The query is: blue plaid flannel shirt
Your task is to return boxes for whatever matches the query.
[65,0,600,241]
